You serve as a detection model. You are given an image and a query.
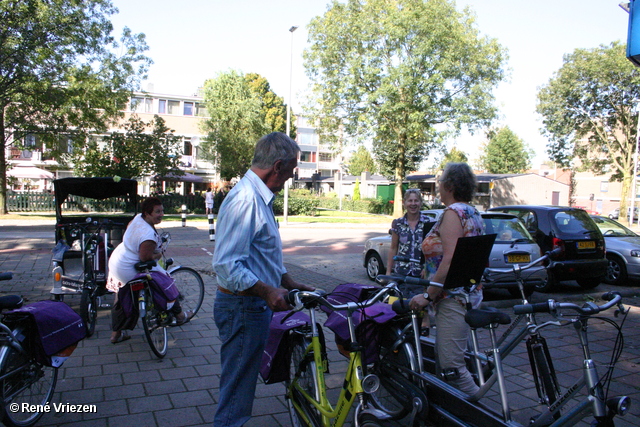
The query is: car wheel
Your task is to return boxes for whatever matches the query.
[576,277,602,289]
[366,252,384,281]
[535,270,556,293]
[604,255,627,286]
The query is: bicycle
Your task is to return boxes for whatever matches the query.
[373,253,632,426]
[277,283,428,427]
[0,272,84,427]
[52,218,121,337]
[126,232,204,358]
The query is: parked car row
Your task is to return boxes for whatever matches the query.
[363,210,546,297]
[364,204,639,297]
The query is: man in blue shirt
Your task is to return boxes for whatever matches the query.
[213,132,313,426]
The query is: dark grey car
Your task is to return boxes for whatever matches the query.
[487,205,607,291]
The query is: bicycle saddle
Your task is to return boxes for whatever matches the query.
[0,295,24,310]
[134,260,157,272]
[465,307,511,329]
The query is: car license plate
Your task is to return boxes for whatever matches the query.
[506,254,531,263]
[577,241,596,250]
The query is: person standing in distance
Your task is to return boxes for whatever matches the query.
[213,132,314,427]
[204,187,214,215]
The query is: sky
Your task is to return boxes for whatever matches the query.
[109,0,631,167]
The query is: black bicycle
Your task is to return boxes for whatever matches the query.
[52,218,121,336]
[0,272,84,427]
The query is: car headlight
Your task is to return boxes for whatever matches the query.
[631,250,640,257]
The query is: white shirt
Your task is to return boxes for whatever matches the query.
[107,214,163,292]
[213,169,285,292]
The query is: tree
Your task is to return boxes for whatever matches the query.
[304,0,507,217]
[245,73,296,138]
[537,41,640,220]
[201,71,290,180]
[353,178,361,200]
[0,0,151,214]
[437,147,468,171]
[346,145,377,176]
[481,126,532,173]
[73,115,183,179]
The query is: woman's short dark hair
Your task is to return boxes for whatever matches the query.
[441,163,477,202]
[141,196,163,218]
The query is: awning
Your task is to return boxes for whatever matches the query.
[155,172,204,183]
[8,165,54,179]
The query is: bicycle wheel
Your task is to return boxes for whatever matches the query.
[370,338,418,419]
[286,332,320,427]
[80,287,98,337]
[0,333,58,427]
[141,289,168,358]
[170,267,204,317]
[527,336,560,411]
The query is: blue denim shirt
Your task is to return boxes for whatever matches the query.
[213,169,286,292]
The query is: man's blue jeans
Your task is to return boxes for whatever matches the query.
[213,291,272,427]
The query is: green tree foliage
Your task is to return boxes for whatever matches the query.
[73,115,182,179]
[304,0,507,217]
[245,73,296,138]
[0,0,151,214]
[537,41,640,217]
[437,147,469,171]
[347,145,377,176]
[201,71,294,180]
[353,178,361,200]
[481,126,532,173]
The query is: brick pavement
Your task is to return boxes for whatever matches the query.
[0,220,639,426]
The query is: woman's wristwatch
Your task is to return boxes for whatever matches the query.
[423,293,433,302]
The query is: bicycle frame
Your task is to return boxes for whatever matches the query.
[289,305,366,427]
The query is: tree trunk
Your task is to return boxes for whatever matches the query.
[618,173,632,226]
[393,135,406,218]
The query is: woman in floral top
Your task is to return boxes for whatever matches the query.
[386,189,433,281]
[409,163,485,396]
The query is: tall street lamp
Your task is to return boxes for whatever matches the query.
[284,25,298,225]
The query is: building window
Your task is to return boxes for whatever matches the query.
[298,130,316,146]
[319,153,333,162]
[168,100,180,115]
[600,181,609,192]
[300,151,315,162]
[184,102,194,116]
[183,140,193,156]
[24,134,36,147]
[196,103,208,117]
[158,99,167,114]
[130,97,152,112]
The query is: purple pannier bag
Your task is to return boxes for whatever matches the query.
[323,283,398,364]
[260,310,311,384]
[4,300,86,367]
[126,270,180,313]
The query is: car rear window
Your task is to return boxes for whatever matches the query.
[554,210,599,236]
[483,216,534,243]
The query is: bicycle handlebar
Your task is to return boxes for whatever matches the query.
[376,274,430,288]
[484,247,563,278]
[0,272,13,281]
[513,292,624,316]
[286,283,397,313]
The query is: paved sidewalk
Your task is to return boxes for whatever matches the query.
[0,221,638,426]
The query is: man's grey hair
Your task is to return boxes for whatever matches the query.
[252,132,300,169]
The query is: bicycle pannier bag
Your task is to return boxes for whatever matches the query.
[4,300,86,367]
